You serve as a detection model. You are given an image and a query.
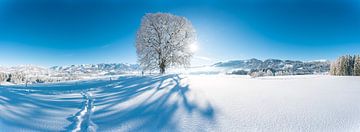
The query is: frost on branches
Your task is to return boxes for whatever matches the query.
[136,13,197,74]
[330,55,360,76]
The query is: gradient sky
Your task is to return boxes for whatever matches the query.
[0,0,359,66]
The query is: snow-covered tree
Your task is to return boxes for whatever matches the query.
[354,55,360,76]
[338,56,346,75]
[136,13,197,74]
[331,55,360,76]
[266,69,274,76]
[0,72,26,84]
[330,61,338,75]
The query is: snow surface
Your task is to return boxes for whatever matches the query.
[1,75,360,131]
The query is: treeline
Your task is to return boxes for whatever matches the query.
[330,55,360,76]
[247,68,321,77]
[0,72,26,84]
[231,67,327,78]
[230,68,303,77]
[0,72,81,84]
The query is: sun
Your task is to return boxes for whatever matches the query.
[189,43,198,53]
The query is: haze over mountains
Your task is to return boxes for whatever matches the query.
[0,58,330,84]
[214,58,330,76]
[50,63,140,75]
[0,63,140,84]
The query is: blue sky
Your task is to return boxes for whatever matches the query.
[0,0,359,66]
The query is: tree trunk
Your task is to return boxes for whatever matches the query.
[159,61,166,74]
[160,67,165,74]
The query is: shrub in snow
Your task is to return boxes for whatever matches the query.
[136,13,197,74]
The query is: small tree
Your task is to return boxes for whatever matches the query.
[330,61,338,75]
[338,56,347,75]
[136,13,196,74]
[347,55,354,75]
[354,55,360,76]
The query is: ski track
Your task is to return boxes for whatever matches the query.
[70,91,97,132]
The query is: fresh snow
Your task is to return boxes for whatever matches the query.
[1,75,360,131]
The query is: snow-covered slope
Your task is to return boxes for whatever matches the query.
[1,75,359,131]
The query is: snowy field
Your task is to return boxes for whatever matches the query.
[1,74,360,131]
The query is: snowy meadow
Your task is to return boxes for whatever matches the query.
[1,74,360,131]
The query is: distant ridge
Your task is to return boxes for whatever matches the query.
[213,58,330,75]
[0,63,140,84]
[50,63,140,75]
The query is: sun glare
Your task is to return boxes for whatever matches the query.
[189,43,198,52]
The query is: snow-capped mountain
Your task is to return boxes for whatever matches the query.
[0,65,52,76]
[50,63,140,75]
[0,63,140,84]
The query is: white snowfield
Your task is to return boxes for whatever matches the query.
[0,75,360,131]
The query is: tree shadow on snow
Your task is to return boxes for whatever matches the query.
[0,77,129,131]
[0,74,216,131]
[92,74,216,131]
[0,84,87,131]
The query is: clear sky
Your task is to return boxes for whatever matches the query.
[0,0,359,66]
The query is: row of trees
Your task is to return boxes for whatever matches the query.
[231,67,327,77]
[0,72,81,84]
[248,68,275,77]
[330,55,360,76]
[0,72,26,84]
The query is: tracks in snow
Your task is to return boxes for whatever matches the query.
[68,91,97,132]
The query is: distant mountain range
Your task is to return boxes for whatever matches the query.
[0,59,331,84]
[213,58,330,76]
[0,63,140,84]
[50,63,140,75]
